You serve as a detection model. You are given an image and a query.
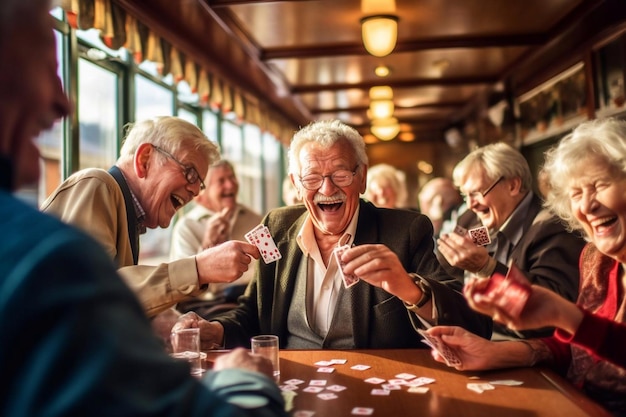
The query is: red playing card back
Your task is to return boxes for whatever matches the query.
[481,262,531,318]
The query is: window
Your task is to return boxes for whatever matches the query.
[78,58,119,170]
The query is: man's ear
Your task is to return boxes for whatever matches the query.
[289,173,302,200]
[508,176,523,196]
[359,165,368,194]
[134,143,154,179]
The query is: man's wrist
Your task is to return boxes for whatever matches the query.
[403,274,432,312]
[475,256,497,278]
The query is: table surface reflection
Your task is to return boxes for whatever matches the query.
[205,348,610,417]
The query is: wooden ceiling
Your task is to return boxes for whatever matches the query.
[117,0,620,144]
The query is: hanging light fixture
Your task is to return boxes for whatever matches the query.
[369,85,393,101]
[371,117,400,141]
[369,99,394,119]
[360,15,399,57]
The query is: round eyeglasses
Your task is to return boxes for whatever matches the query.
[462,176,503,202]
[152,145,206,190]
[299,166,359,190]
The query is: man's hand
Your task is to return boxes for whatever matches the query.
[339,244,422,304]
[437,232,491,273]
[201,207,236,249]
[172,311,225,350]
[214,348,274,379]
[196,240,259,285]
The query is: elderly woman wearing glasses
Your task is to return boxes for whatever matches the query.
[436,142,586,339]
[172,119,491,350]
[427,117,626,416]
[42,116,261,318]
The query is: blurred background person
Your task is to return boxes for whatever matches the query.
[0,0,285,415]
[418,177,465,237]
[363,163,409,209]
[427,117,626,416]
[436,142,586,339]
[170,159,262,317]
[282,176,302,206]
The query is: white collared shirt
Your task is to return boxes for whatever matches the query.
[296,207,360,337]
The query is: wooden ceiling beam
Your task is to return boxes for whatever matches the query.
[292,77,495,94]
[261,35,545,60]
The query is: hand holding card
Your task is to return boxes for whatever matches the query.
[334,245,360,288]
[245,224,282,264]
[475,262,531,318]
[417,329,462,367]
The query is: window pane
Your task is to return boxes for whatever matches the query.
[35,29,65,205]
[78,58,118,170]
[135,75,175,264]
[177,107,198,125]
[135,74,174,119]
[263,132,283,211]
[221,121,243,162]
[202,109,219,144]
[242,124,263,212]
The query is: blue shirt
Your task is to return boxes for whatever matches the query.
[0,189,286,417]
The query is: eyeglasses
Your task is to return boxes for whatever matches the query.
[299,166,359,190]
[462,176,503,202]
[152,145,206,190]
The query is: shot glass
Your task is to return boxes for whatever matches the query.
[251,335,280,382]
[171,328,203,377]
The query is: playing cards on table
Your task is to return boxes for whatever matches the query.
[245,224,282,263]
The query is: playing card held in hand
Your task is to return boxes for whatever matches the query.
[245,224,282,264]
[478,261,532,318]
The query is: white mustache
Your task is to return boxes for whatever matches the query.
[314,192,346,204]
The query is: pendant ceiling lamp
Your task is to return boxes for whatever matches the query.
[361,14,398,57]
[371,117,400,141]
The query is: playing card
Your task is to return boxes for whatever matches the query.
[293,411,315,417]
[317,367,335,373]
[478,262,531,318]
[467,382,495,393]
[418,329,462,367]
[309,379,327,386]
[317,393,338,400]
[381,383,402,390]
[370,388,390,396]
[364,377,386,384]
[245,224,282,263]
[489,379,524,386]
[326,384,347,392]
[284,379,305,385]
[334,244,360,288]
[303,386,324,393]
[314,360,333,367]
[351,364,371,371]
[351,407,374,416]
[394,373,416,380]
[330,358,348,364]
[468,225,491,246]
[408,386,430,394]
[407,377,435,387]
[279,384,300,391]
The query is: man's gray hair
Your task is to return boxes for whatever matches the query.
[117,116,220,165]
[288,120,368,175]
[452,142,532,192]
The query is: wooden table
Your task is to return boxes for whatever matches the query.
[205,349,610,417]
